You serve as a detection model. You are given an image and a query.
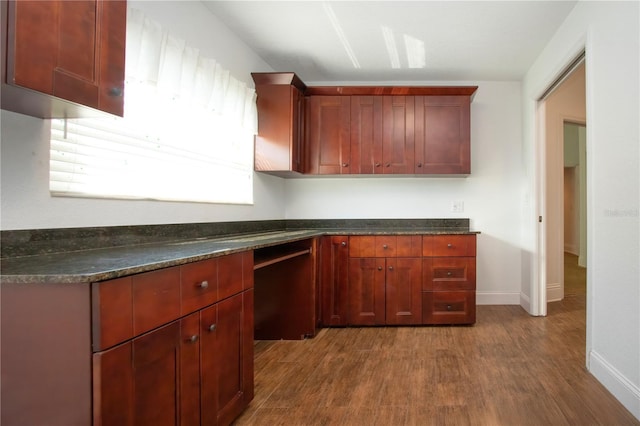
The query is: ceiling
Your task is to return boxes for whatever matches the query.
[203,1,577,83]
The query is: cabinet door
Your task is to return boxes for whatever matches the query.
[202,291,254,426]
[7,0,126,116]
[350,96,383,174]
[306,96,351,174]
[385,258,422,325]
[320,236,350,326]
[415,96,471,174]
[348,258,386,325]
[93,321,184,426]
[254,83,305,173]
[382,96,415,174]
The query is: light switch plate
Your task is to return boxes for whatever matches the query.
[451,201,465,213]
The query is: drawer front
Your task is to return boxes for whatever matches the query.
[349,236,377,257]
[423,257,476,291]
[132,267,181,336]
[423,235,476,257]
[181,259,218,315]
[349,236,421,257]
[395,235,422,257]
[423,291,476,324]
[219,251,253,301]
[92,276,133,352]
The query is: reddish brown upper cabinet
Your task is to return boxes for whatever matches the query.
[415,95,472,174]
[382,96,415,174]
[252,73,307,176]
[350,96,383,174]
[1,0,126,118]
[306,95,352,174]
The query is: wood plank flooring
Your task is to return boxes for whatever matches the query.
[234,255,638,425]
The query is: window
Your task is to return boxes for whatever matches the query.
[50,8,257,204]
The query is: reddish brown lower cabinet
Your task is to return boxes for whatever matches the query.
[320,234,476,327]
[347,236,422,325]
[320,236,350,326]
[1,251,253,426]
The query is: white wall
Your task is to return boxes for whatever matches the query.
[523,1,639,419]
[0,1,285,230]
[285,82,525,306]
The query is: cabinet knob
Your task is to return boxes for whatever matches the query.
[447,271,452,277]
[197,280,209,289]
[446,305,452,311]
[377,266,383,271]
[342,163,349,167]
[341,241,347,247]
[188,334,199,343]
[383,244,388,249]
[447,243,453,248]
[417,163,423,168]
[108,86,123,97]
[388,266,393,271]
[385,163,391,167]
[375,162,381,167]
[208,324,216,332]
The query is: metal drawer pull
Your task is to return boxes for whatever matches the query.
[383,244,388,249]
[447,243,453,248]
[446,305,452,311]
[197,280,209,289]
[208,324,216,332]
[377,266,383,271]
[341,241,347,247]
[188,335,199,343]
[447,271,453,277]
[388,266,393,271]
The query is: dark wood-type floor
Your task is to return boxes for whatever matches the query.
[234,254,638,425]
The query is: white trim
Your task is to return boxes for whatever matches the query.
[520,292,532,313]
[589,350,640,420]
[476,291,521,305]
[546,282,563,302]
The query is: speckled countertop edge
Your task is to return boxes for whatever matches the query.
[0,227,479,284]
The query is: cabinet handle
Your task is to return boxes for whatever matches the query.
[385,163,391,167]
[447,243,453,248]
[377,266,383,271]
[108,86,123,97]
[446,305,452,311]
[197,280,209,289]
[447,271,452,277]
[417,163,422,168]
[188,334,199,343]
[375,162,381,167]
[388,266,394,271]
[208,324,216,332]
[341,241,347,247]
[342,163,349,167]
[382,244,388,249]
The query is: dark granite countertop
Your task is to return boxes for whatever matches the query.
[0,219,478,284]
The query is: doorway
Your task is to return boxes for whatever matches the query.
[537,58,586,312]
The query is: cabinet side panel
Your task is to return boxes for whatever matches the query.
[1,282,92,426]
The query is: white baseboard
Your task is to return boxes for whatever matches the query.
[547,282,563,302]
[564,244,578,255]
[589,350,640,420]
[520,292,532,314]
[476,291,521,305]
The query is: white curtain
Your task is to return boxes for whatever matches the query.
[50,8,257,205]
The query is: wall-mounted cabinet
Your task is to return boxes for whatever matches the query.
[253,73,477,177]
[252,72,307,176]
[1,0,126,118]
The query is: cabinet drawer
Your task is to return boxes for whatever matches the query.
[92,276,133,352]
[219,251,253,300]
[132,268,181,336]
[423,235,476,257]
[349,235,421,257]
[181,259,218,314]
[423,291,476,324]
[423,257,476,291]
